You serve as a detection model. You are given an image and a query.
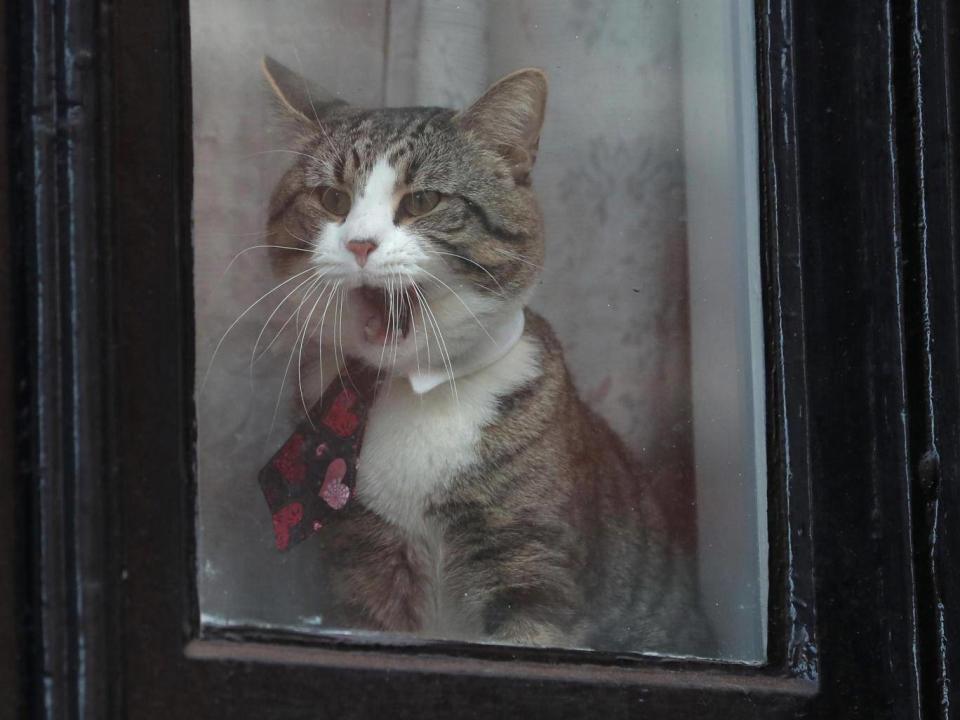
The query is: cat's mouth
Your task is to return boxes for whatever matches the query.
[352,285,420,345]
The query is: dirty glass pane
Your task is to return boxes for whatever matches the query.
[192,0,765,661]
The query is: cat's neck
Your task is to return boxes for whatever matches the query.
[406,306,526,395]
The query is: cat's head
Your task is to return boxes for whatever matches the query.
[261,56,547,381]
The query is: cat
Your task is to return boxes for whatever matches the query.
[258,56,712,654]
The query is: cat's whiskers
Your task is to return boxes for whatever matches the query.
[268,275,328,439]
[416,281,433,374]
[337,285,361,394]
[381,277,396,395]
[424,249,506,298]
[403,285,424,409]
[389,273,403,393]
[296,278,331,428]
[404,285,422,379]
[413,283,459,410]
[241,148,327,165]
[374,280,393,388]
[249,273,318,375]
[215,240,320,297]
[250,269,331,371]
[197,228,275,241]
[331,285,343,392]
[307,278,341,401]
[207,228,276,284]
[417,286,451,377]
[386,275,400,395]
[199,264,321,398]
[418,268,496,346]
[334,285,348,392]
[490,246,544,270]
[280,221,321,250]
[294,275,314,331]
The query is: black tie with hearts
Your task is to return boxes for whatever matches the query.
[258,364,377,551]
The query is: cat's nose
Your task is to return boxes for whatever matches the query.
[346,239,378,268]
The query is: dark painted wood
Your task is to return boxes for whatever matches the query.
[1,1,25,716]
[10,0,71,716]
[6,0,115,718]
[896,0,960,717]
[790,2,924,718]
[5,0,958,716]
[755,0,816,680]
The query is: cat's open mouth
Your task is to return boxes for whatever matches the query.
[353,285,421,345]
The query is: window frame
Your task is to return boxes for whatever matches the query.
[4,0,957,717]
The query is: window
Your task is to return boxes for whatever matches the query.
[6,0,958,717]
[192,0,766,662]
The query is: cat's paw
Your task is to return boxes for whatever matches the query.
[492,619,568,648]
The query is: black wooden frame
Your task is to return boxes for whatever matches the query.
[896,1,960,717]
[0,0,24,714]
[3,0,958,717]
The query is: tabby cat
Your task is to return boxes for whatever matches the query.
[259,56,711,654]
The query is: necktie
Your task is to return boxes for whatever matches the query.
[258,364,377,551]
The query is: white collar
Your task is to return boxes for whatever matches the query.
[407,307,526,395]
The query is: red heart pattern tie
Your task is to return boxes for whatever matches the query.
[259,364,376,551]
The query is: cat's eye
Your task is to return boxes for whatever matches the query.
[400,190,441,217]
[319,187,351,217]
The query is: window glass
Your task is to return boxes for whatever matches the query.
[192,0,765,661]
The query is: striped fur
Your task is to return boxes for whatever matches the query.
[259,58,713,654]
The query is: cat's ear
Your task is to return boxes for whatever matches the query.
[455,68,548,183]
[261,55,344,127]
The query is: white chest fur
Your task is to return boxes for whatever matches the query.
[356,334,540,539]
